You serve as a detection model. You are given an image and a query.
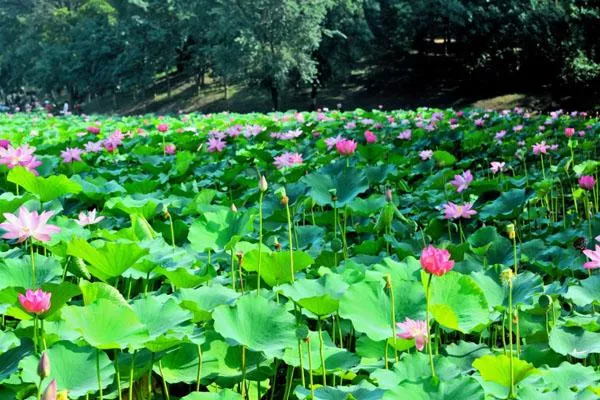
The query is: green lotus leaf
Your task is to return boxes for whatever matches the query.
[62,298,150,349]
[177,285,240,323]
[276,273,348,316]
[473,354,538,388]
[423,271,489,333]
[549,326,600,359]
[66,238,149,281]
[188,206,255,251]
[7,166,82,201]
[242,250,314,287]
[19,341,114,398]
[212,294,296,358]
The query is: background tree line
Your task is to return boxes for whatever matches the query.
[1,0,599,111]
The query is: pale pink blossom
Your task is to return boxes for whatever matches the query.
[490,161,506,174]
[583,245,600,269]
[419,150,433,160]
[443,202,477,220]
[60,148,83,163]
[76,209,104,227]
[396,318,428,351]
[207,137,226,153]
[450,170,473,193]
[0,207,61,243]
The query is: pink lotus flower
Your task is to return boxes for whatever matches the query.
[579,176,596,190]
[420,245,454,276]
[419,150,433,160]
[157,123,169,133]
[18,289,51,314]
[450,170,473,193]
[396,318,428,351]
[565,128,575,137]
[583,245,600,269]
[475,118,484,127]
[490,161,505,174]
[0,139,10,149]
[87,126,100,134]
[60,148,83,163]
[325,135,343,150]
[336,139,357,155]
[76,209,104,227]
[41,379,57,400]
[364,130,377,144]
[532,141,549,155]
[273,152,303,169]
[495,130,506,141]
[207,137,226,153]
[397,129,412,140]
[164,144,176,155]
[0,207,61,243]
[443,202,477,220]
[0,144,42,173]
[84,141,103,153]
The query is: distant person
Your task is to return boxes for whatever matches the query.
[62,102,69,115]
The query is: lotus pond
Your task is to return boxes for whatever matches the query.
[0,108,599,400]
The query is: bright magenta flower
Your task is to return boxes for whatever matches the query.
[443,202,477,220]
[583,245,600,269]
[87,126,100,134]
[396,318,428,351]
[157,123,169,133]
[18,289,51,314]
[420,245,454,276]
[0,207,61,243]
[450,170,473,193]
[164,144,176,155]
[364,130,377,144]
[579,175,596,190]
[336,139,357,155]
[60,148,83,163]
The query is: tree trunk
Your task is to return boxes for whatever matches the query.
[310,81,318,111]
[167,73,172,99]
[224,76,229,110]
[271,86,279,111]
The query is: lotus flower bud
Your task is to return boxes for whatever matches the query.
[230,203,238,213]
[259,175,268,192]
[38,351,50,379]
[500,268,515,285]
[385,189,393,203]
[506,223,515,240]
[42,379,57,400]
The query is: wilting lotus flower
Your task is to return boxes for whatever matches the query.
[60,148,83,163]
[0,207,61,243]
[579,176,596,190]
[490,161,505,174]
[157,123,169,133]
[419,150,433,160]
[364,130,377,144]
[164,144,176,155]
[565,127,575,137]
[420,245,454,276]
[443,202,477,220]
[336,139,357,155]
[76,209,104,227]
[396,318,428,351]
[18,289,51,314]
[583,245,600,269]
[450,170,473,193]
[207,137,226,153]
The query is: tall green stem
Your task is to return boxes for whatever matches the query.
[196,345,203,391]
[317,318,327,386]
[30,239,36,287]
[306,339,315,399]
[129,351,135,400]
[508,278,515,399]
[97,349,103,400]
[257,192,264,294]
[285,200,294,282]
[115,350,123,400]
[425,273,436,378]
